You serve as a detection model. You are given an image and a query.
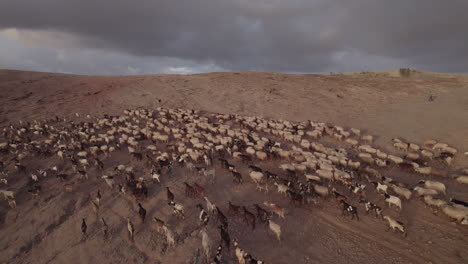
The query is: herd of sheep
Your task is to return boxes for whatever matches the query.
[0,107,467,263]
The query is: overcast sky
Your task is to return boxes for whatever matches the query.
[1,0,467,75]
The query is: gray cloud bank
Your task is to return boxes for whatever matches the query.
[1,0,467,75]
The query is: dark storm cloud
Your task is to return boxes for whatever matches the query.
[0,0,467,74]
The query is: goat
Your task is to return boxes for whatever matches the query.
[204,196,217,215]
[138,203,147,223]
[242,206,256,230]
[169,201,185,219]
[184,182,197,198]
[340,200,359,220]
[263,202,285,219]
[166,187,175,202]
[228,201,241,217]
[371,181,388,194]
[101,217,108,237]
[231,170,243,183]
[163,225,176,248]
[81,218,87,236]
[254,204,270,224]
[197,203,210,226]
[287,190,303,206]
[193,182,206,197]
[219,225,230,249]
[359,199,382,218]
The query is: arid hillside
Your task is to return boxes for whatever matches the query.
[0,69,467,264]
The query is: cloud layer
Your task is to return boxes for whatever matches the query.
[1,0,467,75]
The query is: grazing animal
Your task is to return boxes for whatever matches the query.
[153,216,166,234]
[101,217,108,237]
[169,201,185,219]
[163,225,176,248]
[383,216,406,236]
[204,196,217,215]
[81,218,87,236]
[64,184,73,192]
[228,201,241,216]
[340,200,359,220]
[234,239,246,264]
[419,180,446,194]
[197,204,210,226]
[371,181,388,194]
[268,219,282,242]
[193,182,206,197]
[254,204,270,224]
[219,226,231,249]
[200,228,212,263]
[127,218,135,240]
[359,199,382,218]
[138,203,147,223]
[166,187,175,202]
[263,202,285,219]
[242,206,256,230]
[231,170,243,183]
[184,182,197,198]
[384,194,402,210]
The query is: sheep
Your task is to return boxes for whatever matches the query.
[317,169,334,181]
[305,173,321,182]
[393,142,409,151]
[405,152,420,160]
[413,186,438,197]
[454,175,468,184]
[263,201,285,219]
[267,219,282,242]
[361,134,373,143]
[387,155,404,164]
[358,145,377,154]
[384,194,402,210]
[421,149,434,159]
[441,205,468,222]
[419,180,446,194]
[358,153,374,164]
[0,190,15,201]
[383,216,406,236]
[390,184,412,200]
[249,171,264,184]
[423,196,447,208]
[313,184,329,197]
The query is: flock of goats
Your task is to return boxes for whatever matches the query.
[1,107,468,264]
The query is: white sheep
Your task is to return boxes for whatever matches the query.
[313,184,329,197]
[423,196,447,208]
[0,189,15,200]
[419,180,446,194]
[383,216,406,236]
[384,194,402,210]
[454,175,468,184]
[390,184,412,200]
[249,171,264,184]
[393,142,408,151]
[441,205,468,222]
[413,186,438,197]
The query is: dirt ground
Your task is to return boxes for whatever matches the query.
[0,69,467,264]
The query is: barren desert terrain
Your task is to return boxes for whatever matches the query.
[0,69,467,264]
